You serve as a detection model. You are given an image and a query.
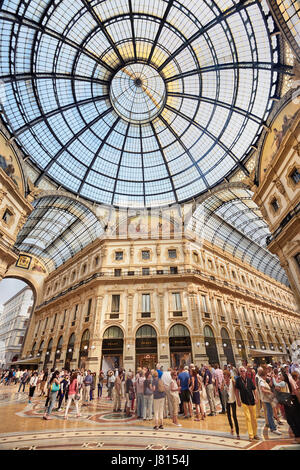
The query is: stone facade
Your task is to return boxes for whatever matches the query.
[253,102,300,309]
[20,228,300,374]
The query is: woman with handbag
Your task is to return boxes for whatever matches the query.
[258,369,281,436]
[223,370,240,439]
[64,372,81,419]
[279,368,300,443]
[43,371,60,420]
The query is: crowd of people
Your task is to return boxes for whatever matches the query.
[0,360,300,442]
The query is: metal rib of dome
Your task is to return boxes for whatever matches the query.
[0,0,282,207]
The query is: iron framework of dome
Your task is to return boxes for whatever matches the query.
[0,0,284,207]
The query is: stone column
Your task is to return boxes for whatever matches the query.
[86,294,104,375]
[157,291,169,369]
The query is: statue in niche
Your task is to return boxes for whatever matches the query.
[0,154,18,186]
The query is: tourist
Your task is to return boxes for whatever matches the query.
[107,370,115,400]
[113,370,123,412]
[161,367,173,419]
[177,365,192,419]
[57,372,69,411]
[98,370,104,399]
[203,364,216,416]
[39,370,48,396]
[43,371,60,420]
[143,370,153,420]
[170,370,182,427]
[279,367,300,443]
[28,372,38,404]
[190,367,202,421]
[82,370,93,405]
[90,372,96,400]
[64,372,81,419]
[18,369,29,393]
[215,363,226,414]
[135,369,145,419]
[235,366,259,441]
[124,371,134,416]
[152,370,165,430]
[258,368,281,436]
[223,370,239,439]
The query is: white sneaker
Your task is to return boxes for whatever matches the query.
[271,430,282,435]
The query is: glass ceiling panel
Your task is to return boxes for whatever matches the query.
[190,188,289,286]
[15,196,103,271]
[0,0,283,207]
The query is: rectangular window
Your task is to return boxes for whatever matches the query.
[290,168,300,184]
[2,209,13,224]
[217,299,223,314]
[168,249,177,258]
[73,304,78,321]
[142,294,150,313]
[201,295,208,312]
[295,253,300,272]
[18,336,24,345]
[114,268,121,276]
[44,317,48,331]
[112,295,120,313]
[52,313,57,327]
[142,267,150,275]
[271,198,279,212]
[172,293,182,312]
[87,299,92,316]
[170,266,178,274]
[242,307,248,322]
[142,250,150,260]
[115,251,123,260]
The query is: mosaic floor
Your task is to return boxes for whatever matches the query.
[0,384,299,451]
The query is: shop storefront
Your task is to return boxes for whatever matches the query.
[102,326,123,374]
[136,325,157,369]
[169,324,192,368]
[221,328,235,366]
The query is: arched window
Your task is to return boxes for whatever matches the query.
[247,332,256,349]
[67,333,75,350]
[31,342,36,356]
[221,328,230,339]
[204,325,214,338]
[38,340,44,356]
[169,324,190,337]
[103,326,124,339]
[258,333,266,349]
[136,325,157,338]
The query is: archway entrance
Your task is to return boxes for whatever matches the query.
[102,326,123,375]
[65,333,75,371]
[44,338,53,369]
[169,324,192,368]
[78,329,90,369]
[204,326,219,365]
[221,328,235,366]
[136,325,157,370]
[53,335,63,370]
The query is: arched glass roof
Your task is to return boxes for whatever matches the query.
[0,0,282,207]
[191,187,289,285]
[15,195,103,271]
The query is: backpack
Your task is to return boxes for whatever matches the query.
[158,379,165,393]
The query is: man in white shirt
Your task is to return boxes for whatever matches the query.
[161,368,173,418]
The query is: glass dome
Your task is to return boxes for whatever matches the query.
[0,0,282,207]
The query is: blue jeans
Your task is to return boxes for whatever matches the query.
[137,393,144,418]
[18,382,26,392]
[265,402,276,431]
[47,391,58,415]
